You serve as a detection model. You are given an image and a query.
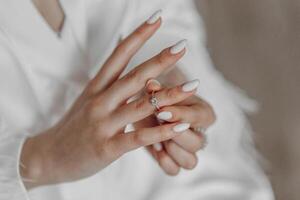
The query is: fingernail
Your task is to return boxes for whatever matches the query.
[146,10,162,24]
[182,79,200,92]
[157,111,172,121]
[173,123,190,133]
[153,143,163,151]
[170,39,187,54]
[146,79,161,87]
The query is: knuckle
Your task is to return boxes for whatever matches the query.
[100,139,121,160]
[134,27,145,39]
[115,28,145,55]
[192,140,203,152]
[187,141,202,153]
[133,132,147,146]
[196,110,207,126]
[133,97,146,110]
[95,120,110,135]
[166,88,179,100]
[156,52,165,67]
[156,50,169,68]
[114,43,124,54]
[133,97,152,114]
[85,99,98,117]
[85,81,97,97]
[85,97,110,119]
[126,68,144,84]
[115,39,132,56]
[158,126,171,140]
[196,103,216,126]
[93,137,108,159]
[159,50,172,66]
[204,103,216,125]
[94,143,106,160]
[115,42,131,55]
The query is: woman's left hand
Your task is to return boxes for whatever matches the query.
[135,79,216,175]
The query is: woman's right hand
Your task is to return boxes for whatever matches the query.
[20,11,197,189]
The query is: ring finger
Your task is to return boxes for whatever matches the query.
[109,79,199,131]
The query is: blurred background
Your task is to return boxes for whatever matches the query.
[195,1,300,200]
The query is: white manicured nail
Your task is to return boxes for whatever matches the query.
[182,79,200,92]
[173,123,190,133]
[146,10,162,24]
[157,111,172,121]
[153,143,163,151]
[170,39,187,54]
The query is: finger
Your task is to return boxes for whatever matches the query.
[156,106,196,123]
[145,79,164,153]
[110,79,198,130]
[100,39,187,110]
[157,149,180,175]
[89,10,162,94]
[156,102,215,129]
[174,95,201,106]
[164,140,198,170]
[146,145,180,176]
[172,129,205,153]
[145,79,162,93]
[108,122,190,156]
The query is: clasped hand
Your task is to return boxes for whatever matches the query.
[20,11,215,189]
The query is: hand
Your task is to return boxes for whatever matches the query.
[20,13,197,189]
[137,80,216,175]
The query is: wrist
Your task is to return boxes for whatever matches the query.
[20,129,55,189]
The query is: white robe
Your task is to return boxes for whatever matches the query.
[0,0,274,199]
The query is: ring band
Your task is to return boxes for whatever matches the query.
[149,91,160,110]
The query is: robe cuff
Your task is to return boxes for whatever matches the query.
[0,133,31,200]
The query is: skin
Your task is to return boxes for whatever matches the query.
[139,78,216,175]
[32,0,65,33]
[21,0,216,189]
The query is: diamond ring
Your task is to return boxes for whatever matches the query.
[149,91,160,111]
